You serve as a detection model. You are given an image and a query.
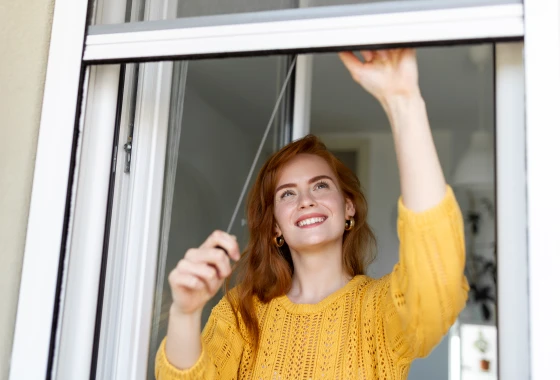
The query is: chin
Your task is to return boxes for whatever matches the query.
[290,236,338,251]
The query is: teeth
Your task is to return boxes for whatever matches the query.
[297,217,326,227]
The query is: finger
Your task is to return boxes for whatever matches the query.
[186,249,233,279]
[199,230,240,260]
[207,249,232,279]
[376,49,390,63]
[198,250,232,279]
[183,261,220,284]
[199,230,241,260]
[360,50,374,62]
[389,49,400,66]
[177,258,215,278]
[177,261,221,292]
[394,48,409,65]
[169,268,205,291]
[395,48,405,64]
[174,272,207,291]
[402,48,416,61]
[338,51,364,77]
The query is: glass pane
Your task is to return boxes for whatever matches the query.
[91,0,520,25]
[91,0,297,24]
[93,43,503,380]
[309,44,497,379]
[176,0,295,18]
[306,0,520,7]
[147,55,294,379]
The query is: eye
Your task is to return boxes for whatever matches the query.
[314,181,330,190]
[280,190,295,199]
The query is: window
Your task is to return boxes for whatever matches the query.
[14,1,558,379]
[142,55,294,378]
[88,45,515,380]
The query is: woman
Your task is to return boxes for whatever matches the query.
[155,49,469,379]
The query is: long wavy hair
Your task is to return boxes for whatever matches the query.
[226,134,376,349]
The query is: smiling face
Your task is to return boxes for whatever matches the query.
[273,154,355,253]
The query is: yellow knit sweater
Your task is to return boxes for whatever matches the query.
[155,186,469,379]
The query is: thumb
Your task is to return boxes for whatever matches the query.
[338,51,364,78]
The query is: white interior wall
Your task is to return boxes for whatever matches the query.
[0,1,55,377]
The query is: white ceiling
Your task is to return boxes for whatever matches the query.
[186,44,494,135]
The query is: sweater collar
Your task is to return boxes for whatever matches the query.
[275,275,367,314]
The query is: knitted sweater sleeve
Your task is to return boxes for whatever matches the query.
[383,185,469,360]
[154,297,244,380]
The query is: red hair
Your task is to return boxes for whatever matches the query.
[226,134,376,349]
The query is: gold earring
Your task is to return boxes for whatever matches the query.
[345,217,355,231]
[274,235,285,247]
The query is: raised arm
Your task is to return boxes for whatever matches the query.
[339,49,446,210]
[340,49,468,359]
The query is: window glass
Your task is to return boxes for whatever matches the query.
[146,55,294,379]
[306,0,520,7]
[95,44,499,380]
[91,0,520,25]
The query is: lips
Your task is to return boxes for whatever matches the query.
[295,213,328,227]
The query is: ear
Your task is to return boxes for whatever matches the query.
[345,198,356,219]
[274,222,282,237]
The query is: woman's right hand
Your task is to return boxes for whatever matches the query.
[168,230,241,316]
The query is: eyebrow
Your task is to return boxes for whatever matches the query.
[275,175,334,194]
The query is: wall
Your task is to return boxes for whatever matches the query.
[0,0,54,377]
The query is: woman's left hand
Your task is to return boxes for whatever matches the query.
[339,49,420,105]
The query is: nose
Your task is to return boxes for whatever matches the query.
[298,190,316,209]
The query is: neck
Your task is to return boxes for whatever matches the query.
[287,241,351,304]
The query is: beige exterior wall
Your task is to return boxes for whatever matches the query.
[0,0,55,377]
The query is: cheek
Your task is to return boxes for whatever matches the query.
[274,203,292,229]
[319,193,347,213]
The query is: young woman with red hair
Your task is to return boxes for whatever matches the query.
[155,49,468,379]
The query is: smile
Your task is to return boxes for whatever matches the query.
[297,216,327,227]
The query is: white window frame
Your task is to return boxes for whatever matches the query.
[523,1,560,379]
[11,1,560,379]
[495,41,529,380]
[83,2,523,62]
[9,0,90,378]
